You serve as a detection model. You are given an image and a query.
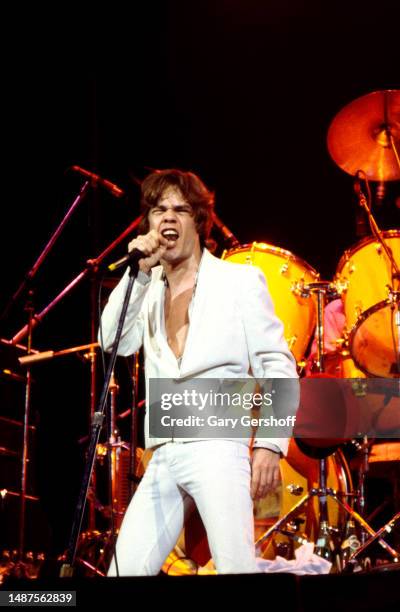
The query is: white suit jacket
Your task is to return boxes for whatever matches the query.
[100,249,298,455]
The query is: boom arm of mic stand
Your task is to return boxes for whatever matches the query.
[60,263,139,576]
[9,215,144,344]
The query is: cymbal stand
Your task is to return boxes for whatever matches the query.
[255,281,400,570]
[11,290,35,578]
[107,370,128,531]
[357,435,370,545]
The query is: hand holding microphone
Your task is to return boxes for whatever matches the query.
[109,230,168,274]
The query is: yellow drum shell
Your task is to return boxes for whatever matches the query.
[222,242,318,363]
[336,230,400,377]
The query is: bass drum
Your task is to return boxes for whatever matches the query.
[159,440,352,575]
[221,242,318,363]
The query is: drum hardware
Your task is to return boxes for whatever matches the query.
[18,342,99,366]
[62,529,113,577]
[345,511,400,572]
[0,337,39,356]
[298,281,339,372]
[0,550,46,581]
[354,170,400,283]
[292,280,338,301]
[0,297,49,578]
[286,484,304,496]
[278,529,309,546]
[346,440,400,570]
[272,524,310,560]
[16,340,137,574]
[256,283,400,571]
[18,341,104,534]
[254,486,350,564]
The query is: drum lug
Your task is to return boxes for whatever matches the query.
[355,304,362,318]
[335,276,348,295]
[286,483,304,496]
[388,289,400,302]
[286,335,298,351]
[291,280,308,298]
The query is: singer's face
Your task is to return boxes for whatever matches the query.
[148,187,201,265]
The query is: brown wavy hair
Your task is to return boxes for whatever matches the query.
[138,169,215,247]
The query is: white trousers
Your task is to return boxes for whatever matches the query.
[108,440,257,575]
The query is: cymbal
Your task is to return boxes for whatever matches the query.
[327,89,400,181]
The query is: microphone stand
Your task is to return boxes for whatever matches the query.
[60,261,140,577]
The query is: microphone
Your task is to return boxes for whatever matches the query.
[71,165,125,198]
[108,248,145,272]
[213,213,240,247]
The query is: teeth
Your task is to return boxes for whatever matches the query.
[162,230,179,239]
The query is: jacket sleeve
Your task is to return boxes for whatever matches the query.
[98,269,150,356]
[238,266,299,456]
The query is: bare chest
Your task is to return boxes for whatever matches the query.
[164,287,194,359]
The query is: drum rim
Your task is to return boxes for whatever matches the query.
[348,297,399,378]
[336,228,400,276]
[222,241,319,278]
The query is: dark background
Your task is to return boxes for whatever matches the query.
[1,0,399,557]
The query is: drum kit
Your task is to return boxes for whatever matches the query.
[0,89,399,578]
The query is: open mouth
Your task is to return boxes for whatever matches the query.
[161,228,179,244]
